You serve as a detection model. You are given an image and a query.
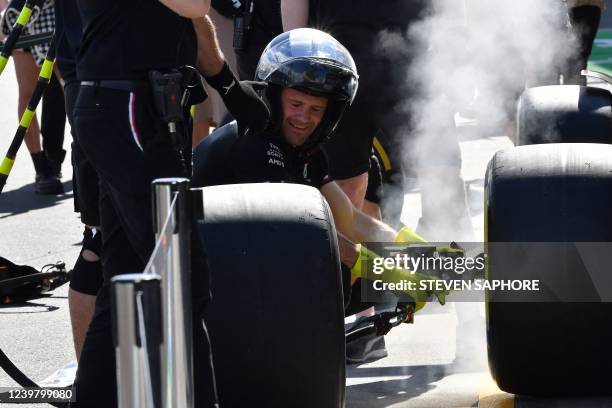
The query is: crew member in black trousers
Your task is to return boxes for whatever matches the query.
[71,1,269,406]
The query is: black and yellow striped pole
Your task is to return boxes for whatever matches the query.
[0,0,42,76]
[0,33,56,194]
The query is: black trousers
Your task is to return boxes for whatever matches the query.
[71,84,217,408]
[41,72,66,161]
[64,81,100,226]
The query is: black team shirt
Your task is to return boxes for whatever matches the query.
[55,0,82,84]
[192,122,332,189]
[309,0,427,95]
[76,0,197,80]
[308,0,426,52]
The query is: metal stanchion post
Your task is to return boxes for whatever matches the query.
[151,178,194,408]
[111,273,163,408]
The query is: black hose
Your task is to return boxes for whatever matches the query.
[345,324,378,344]
[0,271,65,291]
[0,348,68,407]
[345,304,411,343]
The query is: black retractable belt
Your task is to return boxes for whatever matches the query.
[0,31,54,53]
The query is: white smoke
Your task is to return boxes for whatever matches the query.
[378,0,575,242]
[380,0,576,374]
[408,0,573,130]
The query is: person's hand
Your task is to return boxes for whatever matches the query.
[205,62,270,132]
[437,242,465,257]
[394,226,428,244]
[351,244,448,305]
[395,226,465,259]
[394,269,448,305]
[380,266,448,306]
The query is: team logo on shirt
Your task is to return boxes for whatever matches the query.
[222,80,236,95]
[267,143,285,168]
[303,163,311,183]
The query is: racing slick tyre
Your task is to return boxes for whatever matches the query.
[517,85,612,145]
[485,143,612,396]
[194,183,345,408]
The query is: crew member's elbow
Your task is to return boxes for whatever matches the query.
[183,0,211,18]
[197,0,211,16]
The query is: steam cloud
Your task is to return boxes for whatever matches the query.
[408,0,574,129]
[376,0,576,374]
[378,0,575,242]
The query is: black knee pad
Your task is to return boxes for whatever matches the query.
[82,227,102,254]
[69,228,103,296]
[69,255,104,296]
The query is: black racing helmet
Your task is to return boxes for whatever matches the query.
[255,28,359,153]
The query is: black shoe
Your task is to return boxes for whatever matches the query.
[31,151,63,195]
[346,332,388,365]
[35,174,63,195]
[46,149,66,179]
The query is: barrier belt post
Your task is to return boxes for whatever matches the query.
[152,178,194,408]
[111,273,163,408]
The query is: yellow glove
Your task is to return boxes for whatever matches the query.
[350,244,446,306]
[394,226,428,244]
[436,243,465,257]
[395,226,465,257]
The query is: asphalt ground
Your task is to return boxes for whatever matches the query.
[0,56,80,408]
[2,14,612,408]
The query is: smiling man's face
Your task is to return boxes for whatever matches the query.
[280,88,329,147]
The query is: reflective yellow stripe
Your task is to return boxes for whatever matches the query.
[484,178,490,319]
[39,59,54,80]
[372,136,392,171]
[0,157,15,176]
[484,184,489,245]
[20,109,35,128]
[478,375,514,408]
[190,105,196,118]
[0,56,8,73]
[16,7,33,27]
